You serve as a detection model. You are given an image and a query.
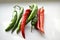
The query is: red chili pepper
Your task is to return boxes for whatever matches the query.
[39,7,44,33]
[37,7,44,33]
[20,9,31,38]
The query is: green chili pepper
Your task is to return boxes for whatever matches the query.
[5,10,17,32]
[28,4,38,32]
[11,6,24,33]
[26,4,38,24]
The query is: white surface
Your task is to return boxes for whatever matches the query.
[0,0,60,40]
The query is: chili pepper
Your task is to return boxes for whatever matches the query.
[21,9,31,38]
[5,10,17,32]
[39,7,44,33]
[31,15,37,32]
[29,4,38,32]
[26,4,38,24]
[11,6,24,33]
[36,7,44,33]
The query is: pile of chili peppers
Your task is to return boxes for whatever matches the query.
[5,4,45,39]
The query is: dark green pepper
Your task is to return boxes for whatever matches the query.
[11,6,24,33]
[5,10,17,32]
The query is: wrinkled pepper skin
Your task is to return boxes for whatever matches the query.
[5,10,17,32]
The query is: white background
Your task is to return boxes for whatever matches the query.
[0,0,60,40]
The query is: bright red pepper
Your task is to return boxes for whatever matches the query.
[20,9,31,38]
[39,7,44,33]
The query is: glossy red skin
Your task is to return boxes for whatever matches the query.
[20,9,31,38]
[39,7,44,33]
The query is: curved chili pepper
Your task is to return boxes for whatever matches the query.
[26,4,38,24]
[21,9,31,38]
[30,4,38,32]
[5,10,17,32]
[11,6,24,33]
